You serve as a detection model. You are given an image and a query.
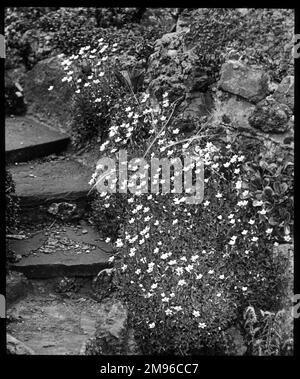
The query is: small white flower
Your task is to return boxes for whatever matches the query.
[193,310,200,318]
[149,322,155,329]
[216,192,223,199]
[249,219,255,225]
[258,209,267,215]
[178,279,187,286]
[242,287,248,292]
[251,236,259,242]
[196,274,203,280]
[198,322,207,329]
[208,270,214,275]
[219,275,225,280]
[48,85,54,91]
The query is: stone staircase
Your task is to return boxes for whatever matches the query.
[6,115,113,280]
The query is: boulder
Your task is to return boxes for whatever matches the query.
[218,61,270,103]
[84,299,139,355]
[248,97,292,133]
[7,334,35,355]
[273,75,294,110]
[23,55,74,132]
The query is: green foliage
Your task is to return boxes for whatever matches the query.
[243,306,293,355]
[5,7,55,69]
[5,169,20,233]
[185,8,293,82]
[89,87,293,354]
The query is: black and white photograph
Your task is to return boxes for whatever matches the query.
[3,7,295,361]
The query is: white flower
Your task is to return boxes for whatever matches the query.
[208,270,214,275]
[219,275,225,280]
[115,239,123,248]
[198,322,207,329]
[196,274,203,280]
[172,128,180,134]
[203,200,210,207]
[172,219,178,225]
[193,310,200,318]
[249,219,255,225]
[149,322,155,329]
[266,228,273,234]
[175,267,184,275]
[48,85,54,91]
[178,279,187,286]
[129,218,135,224]
[258,209,267,215]
[191,254,199,262]
[216,192,223,199]
[165,309,173,316]
[242,287,248,292]
[251,236,259,242]
[235,181,242,190]
[241,230,248,235]
[217,215,223,220]
[223,162,230,168]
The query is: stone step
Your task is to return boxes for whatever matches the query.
[10,249,112,278]
[9,158,94,209]
[8,225,113,279]
[6,116,70,163]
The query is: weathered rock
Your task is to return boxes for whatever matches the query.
[218,60,270,103]
[212,95,256,129]
[248,97,292,133]
[23,55,74,132]
[7,334,35,355]
[47,202,77,221]
[272,243,293,309]
[6,272,31,308]
[85,299,139,355]
[273,75,294,110]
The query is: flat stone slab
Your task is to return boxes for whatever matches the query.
[9,224,113,278]
[10,248,112,278]
[9,159,94,208]
[6,116,70,163]
[8,232,48,257]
